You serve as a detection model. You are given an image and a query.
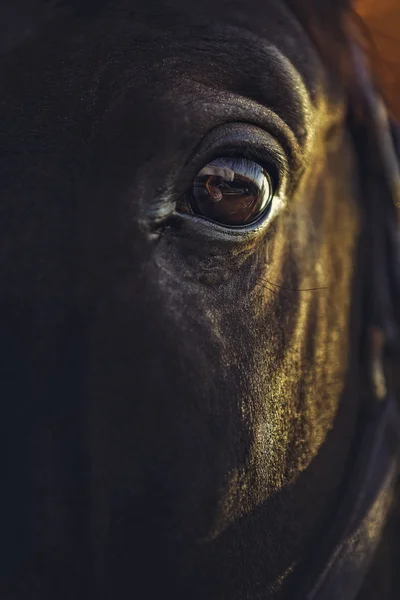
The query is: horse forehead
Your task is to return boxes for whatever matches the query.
[2,0,323,89]
[104,4,328,136]
[99,38,313,136]
[79,14,324,153]
[1,0,330,145]
[95,1,322,86]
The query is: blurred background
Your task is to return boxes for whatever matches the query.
[356,0,400,119]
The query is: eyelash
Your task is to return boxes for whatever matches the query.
[215,146,285,187]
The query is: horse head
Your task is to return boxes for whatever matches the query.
[1,1,399,598]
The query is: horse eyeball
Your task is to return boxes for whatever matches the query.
[183,157,273,227]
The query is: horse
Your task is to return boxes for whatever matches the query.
[0,1,399,598]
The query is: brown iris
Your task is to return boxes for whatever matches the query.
[185,157,273,226]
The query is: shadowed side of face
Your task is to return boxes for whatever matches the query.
[0,1,362,598]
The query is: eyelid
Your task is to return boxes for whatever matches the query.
[179,122,290,200]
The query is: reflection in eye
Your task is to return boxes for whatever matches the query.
[184,157,273,227]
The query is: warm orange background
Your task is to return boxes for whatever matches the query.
[355,0,400,119]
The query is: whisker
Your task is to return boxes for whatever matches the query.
[266,280,328,292]
[256,276,303,309]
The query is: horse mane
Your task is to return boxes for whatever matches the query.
[286,1,352,71]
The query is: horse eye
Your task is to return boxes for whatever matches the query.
[181,157,274,227]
